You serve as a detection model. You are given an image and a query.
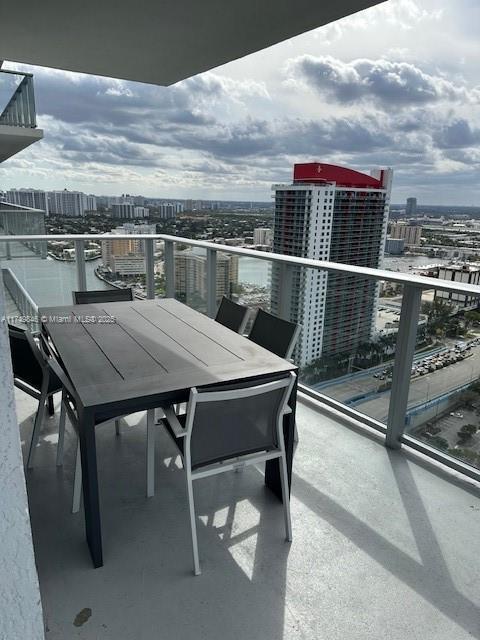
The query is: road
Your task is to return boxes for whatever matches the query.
[316,345,448,404]
[353,348,480,422]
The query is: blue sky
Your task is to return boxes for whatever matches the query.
[0,0,479,205]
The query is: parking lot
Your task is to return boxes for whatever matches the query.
[414,406,480,453]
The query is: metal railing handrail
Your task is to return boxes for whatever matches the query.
[0,69,34,78]
[1,267,39,314]
[1,232,480,297]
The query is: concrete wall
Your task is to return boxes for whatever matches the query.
[0,280,45,639]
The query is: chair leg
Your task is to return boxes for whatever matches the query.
[279,453,292,542]
[146,409,155,498]
[27,393,47,469]
[186,472,201,575]
[115,419,121,436]
[56,392,67,467]
[72,439,82,514]
[47,395,55,416]
[293,421,299,444]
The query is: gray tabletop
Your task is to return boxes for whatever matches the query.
[40,298,297,410]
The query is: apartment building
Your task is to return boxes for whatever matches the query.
[271,162,392,366]
[101,223,156,269]
[4,188,50,214]
[389,222,422,247]
[253,227,272,246]
[49,190,89,217]
[175,248,238,308]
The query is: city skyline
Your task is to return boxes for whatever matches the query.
[0,0,479,205]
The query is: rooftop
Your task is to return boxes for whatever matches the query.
[18,388,480,639]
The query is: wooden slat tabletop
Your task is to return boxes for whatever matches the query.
[40,298,296,410]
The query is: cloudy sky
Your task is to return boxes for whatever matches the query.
[0,0,479,205]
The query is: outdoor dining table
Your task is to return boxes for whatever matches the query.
[39,298,298,568]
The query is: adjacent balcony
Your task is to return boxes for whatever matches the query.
[1,232,480,639]
[0,69,43,162]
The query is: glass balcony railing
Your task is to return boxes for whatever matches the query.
[0,71,37,128]
[2,231,480,484]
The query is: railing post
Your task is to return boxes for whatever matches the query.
[206,248,217,318]
[145,238,155,299]
[26,76,36,128]
[278,263,294,320]
[74,240,87,292]
[164,240,175,298]
[385,284,423,449]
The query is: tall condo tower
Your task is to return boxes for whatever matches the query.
[271,163,393,366]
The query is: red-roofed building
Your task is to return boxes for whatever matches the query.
[271,163,393,365]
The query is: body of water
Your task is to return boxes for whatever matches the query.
[238,257,271,288]
[1,253,110,308]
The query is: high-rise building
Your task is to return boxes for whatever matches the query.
[175,248,238,308]
[134,206,149,218]
[49,190,89,217]
[101,223,156,269]
[253,228,272,246]
[271,162,392,366]
[85,195,97,212]
[406,197,417,216]
[4,189,49,214]
[111,203,136,219]
[159,202,184,219]
[389,222,422,247]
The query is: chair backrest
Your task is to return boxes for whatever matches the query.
[73,288,134,305]
[185,372,295,470]
[248,309,300,360]
[215,296,249,334]
[8,324,46,391]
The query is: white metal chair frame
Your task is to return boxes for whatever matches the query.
[45,344,156,514]
[160,372,296,576]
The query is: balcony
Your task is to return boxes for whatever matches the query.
[15,381,480,639]
[0,69,43,162]
[2,232,480,639]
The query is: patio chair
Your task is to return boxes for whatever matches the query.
[248,309,300,360]
[72,287,134,305]
[72,287,134,434]
[44,341,156,513]
[215,296,249,334]
[159,371,296,575]
[247,310,300,442]
[8,324,66,469]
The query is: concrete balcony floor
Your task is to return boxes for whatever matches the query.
[16,390,480,640]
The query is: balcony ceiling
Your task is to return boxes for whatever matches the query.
[0,125,43,163]
[0,0,385,86]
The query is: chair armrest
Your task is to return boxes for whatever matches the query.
[163,405,188,438]
[283,406,292,415]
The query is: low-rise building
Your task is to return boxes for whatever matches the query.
[385,236,405,255]
[434,264,480,310]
